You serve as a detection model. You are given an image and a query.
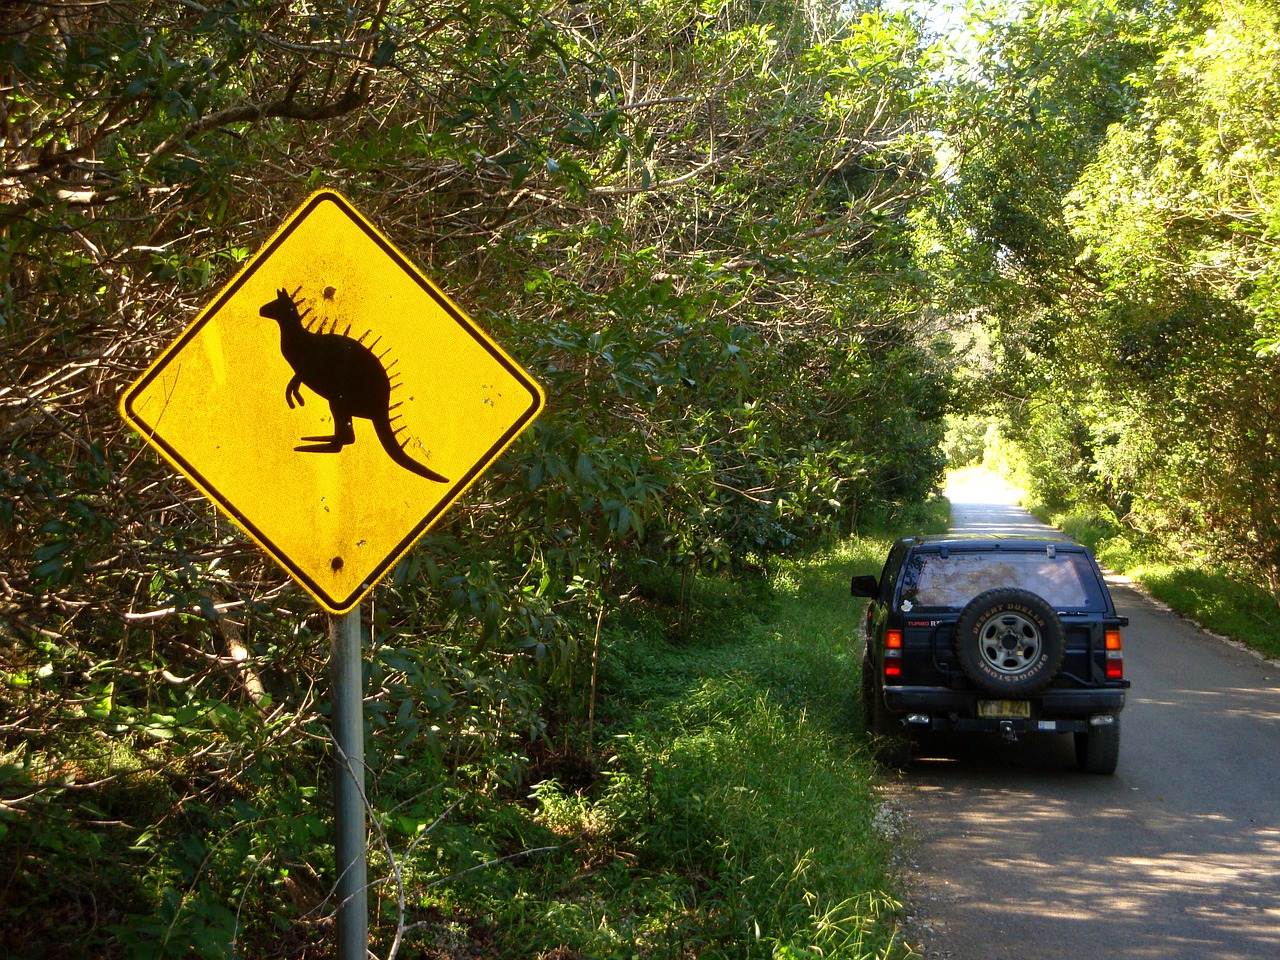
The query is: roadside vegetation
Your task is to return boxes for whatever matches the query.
[457,508,944,960]
[4,503,944,957]
[2,3,945,953]
[938,0,1280,642]
[7,0,1280,954]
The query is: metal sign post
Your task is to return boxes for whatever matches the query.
[330,608,368,960]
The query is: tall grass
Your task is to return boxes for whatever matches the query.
[429,525,945,959]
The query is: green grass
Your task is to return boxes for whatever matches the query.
[1113,560,1280,659]
[416,524,945,959]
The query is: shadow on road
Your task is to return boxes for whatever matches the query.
[901,741,1280,960]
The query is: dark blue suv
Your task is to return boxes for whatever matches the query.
[851,535,1130,773]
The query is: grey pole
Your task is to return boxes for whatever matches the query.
[330,608,368,960]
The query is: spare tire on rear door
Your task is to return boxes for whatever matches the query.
[954,588,1066,695]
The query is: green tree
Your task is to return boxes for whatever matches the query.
[937,0,1280,599]
[2,1,951,954]
[1063,0,1280,593]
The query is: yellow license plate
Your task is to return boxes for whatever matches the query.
[978,700,1031,719]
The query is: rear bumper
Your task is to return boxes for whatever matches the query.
[883,685,1126,734]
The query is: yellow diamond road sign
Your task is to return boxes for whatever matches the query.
[121,190,545,614]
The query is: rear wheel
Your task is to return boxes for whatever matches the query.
[862,652,911,768]
[860,651,875,731]
[1075,718,1121,775]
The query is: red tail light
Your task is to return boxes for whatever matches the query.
[885,630,903,680]
[1104,628,1124,680]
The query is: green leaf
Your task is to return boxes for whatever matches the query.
[373,38,397,67]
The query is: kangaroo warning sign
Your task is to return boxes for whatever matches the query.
[120,190,545,613]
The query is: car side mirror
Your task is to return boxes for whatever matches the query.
[850,575,879,599]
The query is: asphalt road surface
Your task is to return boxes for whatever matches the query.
[898,472,1280,960]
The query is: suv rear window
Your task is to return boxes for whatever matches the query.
[899,551,1092,610]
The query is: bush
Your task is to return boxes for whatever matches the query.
[1053,507,1122,552]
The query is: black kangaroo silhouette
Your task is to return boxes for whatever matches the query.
[259,287,448,483]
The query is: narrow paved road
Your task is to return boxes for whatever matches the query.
[900,472,1280,960]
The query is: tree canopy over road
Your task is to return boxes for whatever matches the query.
[3,0,1278,955]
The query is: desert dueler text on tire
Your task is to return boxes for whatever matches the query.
[954,588,1066,696]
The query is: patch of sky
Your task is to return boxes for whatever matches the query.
[878,1,1019,65]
